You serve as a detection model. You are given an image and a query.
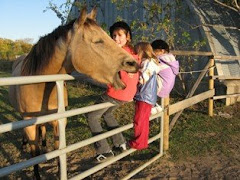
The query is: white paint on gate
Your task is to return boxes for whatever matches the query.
[0,74,164,179]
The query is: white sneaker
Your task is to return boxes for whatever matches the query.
[95,150,114,163]
[119,143,127,151]
[151,103,163,115]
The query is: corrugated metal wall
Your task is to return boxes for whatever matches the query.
[69,0,146,27]
[69,0,178,42]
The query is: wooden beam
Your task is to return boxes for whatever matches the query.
[213,76,240,80]
[169,60,212,132]
[171,51,240,60]
[208,58,215,117]
[163,97,170,151]
[172,50,213,56]
[214,55,240,60]
[213,93,240,100]
[169,90,215,115]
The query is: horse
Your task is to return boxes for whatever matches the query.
[8,6,139,179]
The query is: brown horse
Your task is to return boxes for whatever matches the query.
[9,6,138,179]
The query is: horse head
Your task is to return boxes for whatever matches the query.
[68,7,139,89]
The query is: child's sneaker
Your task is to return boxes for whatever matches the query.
[113,143,129,153]
[95,150,114,163]
[119,143,127,151]
[151,103,163,115]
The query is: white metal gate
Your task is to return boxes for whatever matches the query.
[0,74,164,179]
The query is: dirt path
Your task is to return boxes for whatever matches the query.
[130,152,240,179]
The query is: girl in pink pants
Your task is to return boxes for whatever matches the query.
[129,42,161,150]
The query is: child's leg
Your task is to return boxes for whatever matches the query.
[103,104,126,147]
[101,95,126,148]
[87,107,112,155]
[129,101,152,150]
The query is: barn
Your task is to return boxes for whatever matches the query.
[69,0,240,104]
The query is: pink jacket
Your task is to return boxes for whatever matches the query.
[157,53,179,98]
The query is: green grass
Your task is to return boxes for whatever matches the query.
[169,104,240,160]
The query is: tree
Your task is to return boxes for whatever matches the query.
[0,38,32,60]
[214,0,240,13]
[44,0,75,25]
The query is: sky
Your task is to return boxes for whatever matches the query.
[0,0,67,43]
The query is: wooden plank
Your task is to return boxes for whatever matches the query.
[215,61,224,76]
[214,56,240,60]
[213,93,240,100]
[172,50,213,56]
[169,59,212,131]
[213,76,240,80]
[169,90,215,115]
[171,51,240,60]
[208,58,214,117]
[163,97,169,151]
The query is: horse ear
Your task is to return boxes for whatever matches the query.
[74,5,87,29]
[88,6,97,20]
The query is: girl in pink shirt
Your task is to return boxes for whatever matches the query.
[87,21,140,162]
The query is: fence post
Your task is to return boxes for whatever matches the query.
[163,96,170,151]
[208,57,215,117]
[160,98,164,155]
[56,81,67,180]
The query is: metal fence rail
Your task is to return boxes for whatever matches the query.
[0,74,164,179]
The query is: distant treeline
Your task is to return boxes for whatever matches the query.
[0,38,32,60]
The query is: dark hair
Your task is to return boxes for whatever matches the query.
[151,39,169,53]
[109,21,132,40]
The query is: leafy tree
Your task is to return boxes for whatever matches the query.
[0,38,32,60]
[44,0,75,25]
[214,0,240,13]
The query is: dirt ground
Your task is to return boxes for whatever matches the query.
[131,152,240,179]
[87,147,240,180]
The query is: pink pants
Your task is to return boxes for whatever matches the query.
[129,101,152,150]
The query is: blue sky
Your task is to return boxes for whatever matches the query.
[0,0,67,43]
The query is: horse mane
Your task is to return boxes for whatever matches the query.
[21,19,75,76]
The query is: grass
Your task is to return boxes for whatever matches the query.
[169,104,240,160]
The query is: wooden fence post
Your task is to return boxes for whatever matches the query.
[163,97,170,151]
[208,57,215,117]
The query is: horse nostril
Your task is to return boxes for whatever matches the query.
[127,61,136,66]
[123,60,136,67]
[122,59,139,72]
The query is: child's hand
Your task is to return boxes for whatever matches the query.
[139,78,144,84]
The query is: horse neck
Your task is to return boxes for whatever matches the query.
[42,38,74,75]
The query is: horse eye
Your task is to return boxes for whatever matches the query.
[93,39,104,44]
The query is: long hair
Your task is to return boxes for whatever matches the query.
[134,42,159,64]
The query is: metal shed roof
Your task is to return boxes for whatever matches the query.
[185,0,240,77]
